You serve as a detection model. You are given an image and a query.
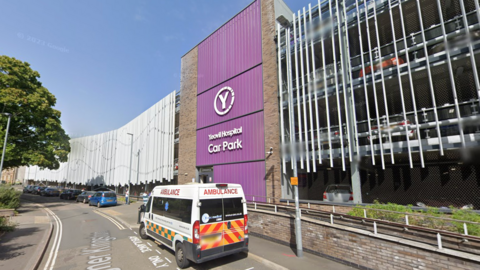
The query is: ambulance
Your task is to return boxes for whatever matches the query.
[138,183,249,268]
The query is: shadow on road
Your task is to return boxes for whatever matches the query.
[154,242,249,270]
[0,227,38,261]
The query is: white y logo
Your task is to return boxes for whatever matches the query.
[214,87,235,116]
[218,92,229,109]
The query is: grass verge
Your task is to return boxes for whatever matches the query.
[347,200,480,236]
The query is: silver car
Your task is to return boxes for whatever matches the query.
[323,184,353,203]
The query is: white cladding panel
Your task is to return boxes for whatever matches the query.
[25,91,176,185]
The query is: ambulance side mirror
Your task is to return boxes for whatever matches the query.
[139,204,146,212]
[241,199,246,203]
[197,202,202,207]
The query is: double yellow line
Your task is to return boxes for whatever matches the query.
[93,210,125,230]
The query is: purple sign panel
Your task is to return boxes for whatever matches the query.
[214,161,266,202]
[197,65,263,129]
[196,112,265,166]
[197,0,262,94]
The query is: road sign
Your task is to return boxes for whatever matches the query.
[290,177,298,186]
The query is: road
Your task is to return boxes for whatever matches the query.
[22,193,274,270]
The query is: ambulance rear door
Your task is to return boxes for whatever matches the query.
[198,184,245,256]
[198,185,225,255]
[221,185,246,252]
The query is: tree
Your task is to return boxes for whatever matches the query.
[0,55,70,170]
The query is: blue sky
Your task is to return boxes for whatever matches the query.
[1,0,311,137]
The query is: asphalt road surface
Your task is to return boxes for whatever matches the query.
[23,193,273,270]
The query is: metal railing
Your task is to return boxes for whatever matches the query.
[245,195,480,252]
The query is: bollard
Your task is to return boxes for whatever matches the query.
[464,223,469,235]
[437,233,442,249]
[255,203,257,210]
[275,205,277,213]
[308,203,310,209]
[363,209,367,218]
[330,214,333,224]
[405,215,409,226]
[268,198,271,204]
[373,222,377,234]
[287,200,290,206]
[253,196,255,202]
[333,205,335,213]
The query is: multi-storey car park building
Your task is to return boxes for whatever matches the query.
[276,0,480,208]
[24,91,179,194]
[21,0,480,208]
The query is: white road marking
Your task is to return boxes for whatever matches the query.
[93,210,125,230]
[147,242,152,247]
[133,231,138,235]
[41,207,63,270]
[129,227,132,230]
[164,257,171,263]
[156,250,161,255]
[245,268,254,270]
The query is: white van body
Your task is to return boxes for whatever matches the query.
[138,183,248,268]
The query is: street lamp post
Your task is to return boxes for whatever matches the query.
[127,133,133,205]
[0,113,12,181]
[136,149,141,185]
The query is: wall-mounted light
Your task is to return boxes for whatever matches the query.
[266,147,273,155]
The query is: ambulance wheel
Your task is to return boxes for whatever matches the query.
[139,223,148,240]
[175,242,190,269]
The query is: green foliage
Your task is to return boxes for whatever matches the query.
[348,200,412,223]
[451,209,480,236]
[347,201,480,236]
[0,185,21,209]
[117,196,135,203]
[0,55,70,169]
[0,216,16,231]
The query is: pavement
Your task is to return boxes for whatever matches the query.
[0,194,354,270]
[0,200,52,270]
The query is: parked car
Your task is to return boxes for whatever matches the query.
[32,186,46,195]
[359,57,404,77]
[23,185,32,193]
[77,191,96,204]
[60,189,82,200]
[367,117,416,142]
[89,191,117,208]
[93,187,114,192]
[429,30,480,55]
[26,185,37,193]
[41,188,60,197]
[323,184,353,203]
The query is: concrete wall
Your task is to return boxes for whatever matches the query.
[249,209,480,270]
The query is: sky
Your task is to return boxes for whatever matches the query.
[1,0,311,137]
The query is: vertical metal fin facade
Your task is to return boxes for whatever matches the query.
[25,91,177,186]
[278,0,480,173]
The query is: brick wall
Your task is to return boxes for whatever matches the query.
[178,47,198,184]
[1,167,17,184]
[249,210,480,270]
[261,0,282,204]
